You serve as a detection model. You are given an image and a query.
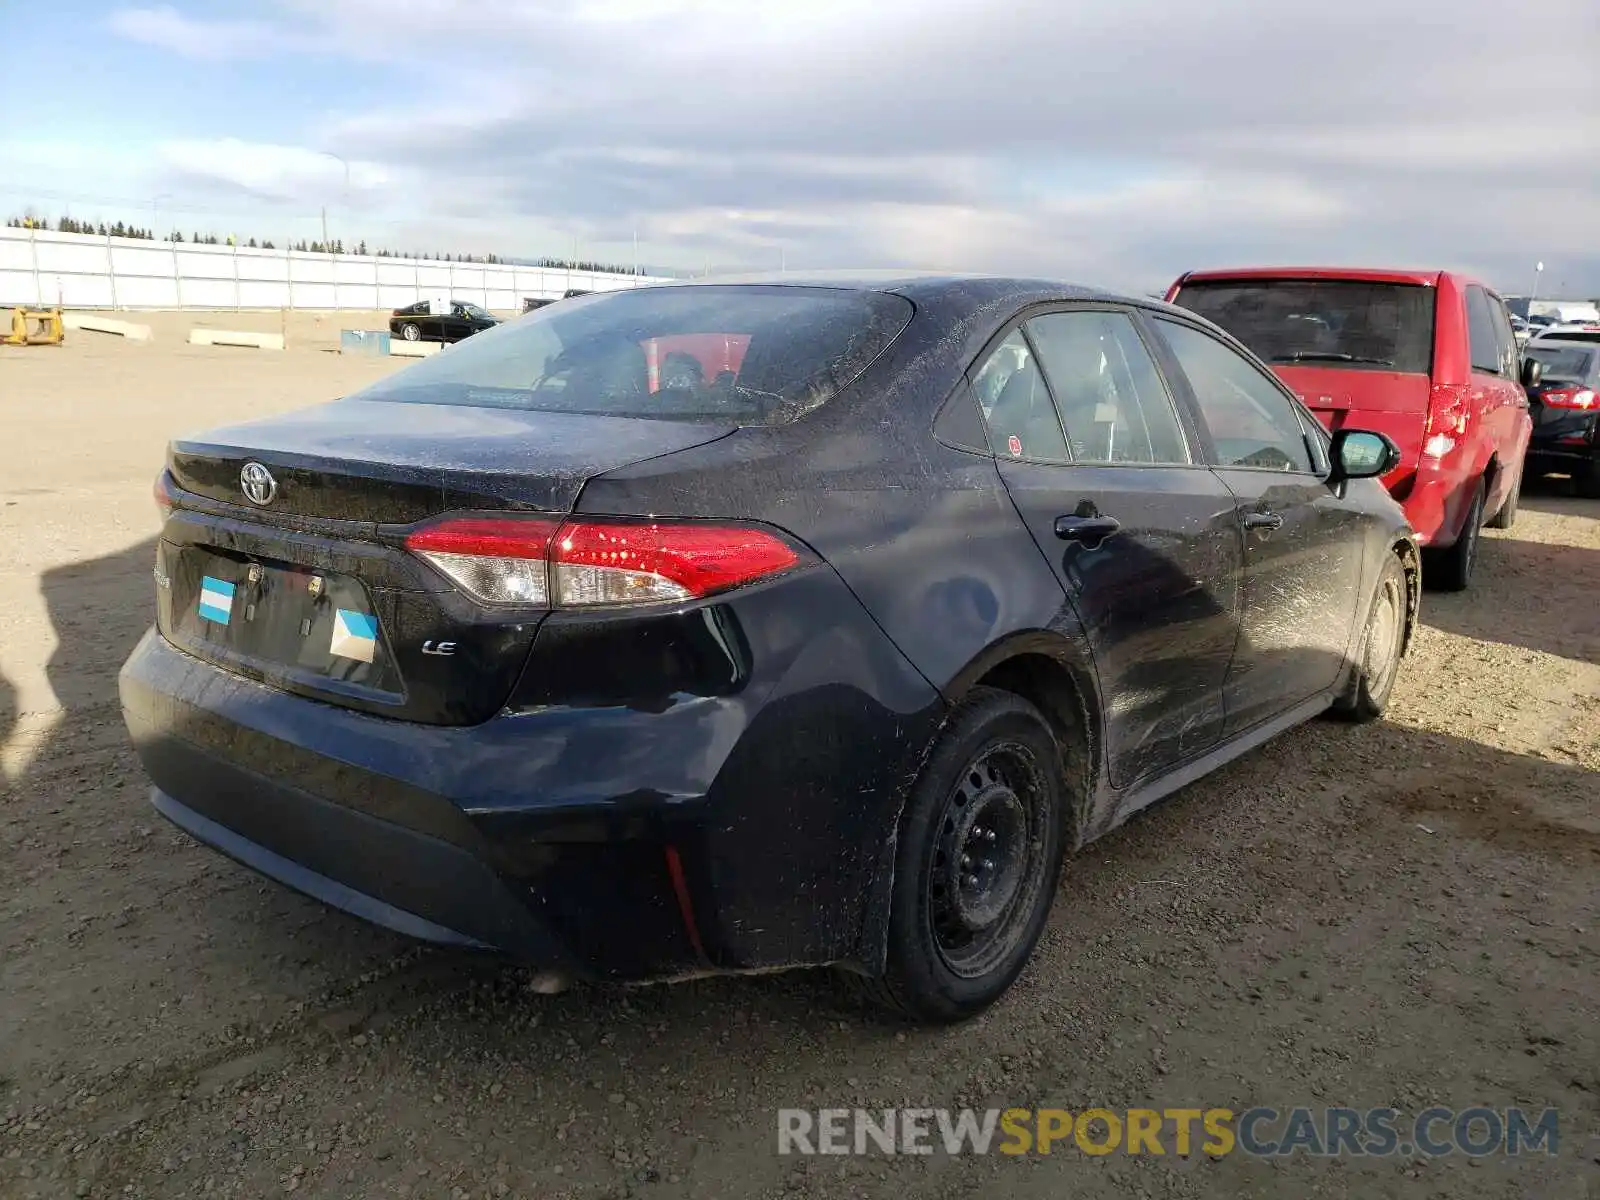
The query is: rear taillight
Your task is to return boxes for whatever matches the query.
[1422,433,1456,460]
[154,471,175,520]
[406,516,562,605]
[1542,388,1597,410]
[405,515,803,608]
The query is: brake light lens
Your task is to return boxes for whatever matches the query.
[1422,433,1456,460]
[154,471,175,519]
[405,515,802,607]
[1542,388,1597,410]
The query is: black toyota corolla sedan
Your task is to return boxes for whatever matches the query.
[122,275,1418,1023]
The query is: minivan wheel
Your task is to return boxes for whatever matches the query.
[1485,461,1521,530]
[1424,477,1484,592]
[400,322,421,342]
[1330,553,1407,723]
[864,687,1067,1024]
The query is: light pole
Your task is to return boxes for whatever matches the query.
[318,151,351,251]
[1531,261,1544,305]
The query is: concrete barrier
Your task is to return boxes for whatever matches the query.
[188,328,286,350]
[390,340,443,358]
[62,313,153,341]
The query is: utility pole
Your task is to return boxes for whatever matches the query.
[321,206,329,253]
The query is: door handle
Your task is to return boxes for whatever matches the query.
[1054,514,1122,545]
[1242,510,1284,532]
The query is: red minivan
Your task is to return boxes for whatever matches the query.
[1166,268,1535,590]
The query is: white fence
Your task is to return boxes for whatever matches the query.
[0,227,675,312]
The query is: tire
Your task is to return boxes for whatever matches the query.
[863,686,1068,1024]
[400,322,421,342]
[1576,455,1600,500]
[1330,553,1408,722]
[1485,461,1521,530]
[1423,476,1485,593]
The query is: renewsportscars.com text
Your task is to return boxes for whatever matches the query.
[777,1106,1560,1158]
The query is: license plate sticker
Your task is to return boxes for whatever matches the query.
[198,576,235,625]
[330,608,379,663]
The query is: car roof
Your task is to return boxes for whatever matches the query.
[1176,266,1450,288]
[629,271,1170,313]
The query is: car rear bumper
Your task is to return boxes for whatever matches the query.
[119,565,943,978]
[1527,416,1597,470]
[123,631,707,978]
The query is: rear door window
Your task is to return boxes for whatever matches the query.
[1153,319,1315,473]
[971,330,1070,462]
[1024,310,1191,465]
[1488,295,1519,377]
[1172,278,1436,374]
[1466,286,1504,376]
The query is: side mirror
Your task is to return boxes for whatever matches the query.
[1521,357,1543,388]
[1329,429,1401,482]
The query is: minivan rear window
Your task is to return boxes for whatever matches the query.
[1173,279,1436,375]
[353,285,914,425]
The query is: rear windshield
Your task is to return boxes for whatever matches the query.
[1526,344,1596,382]
[1173,279,1436,374]
[354,285,914,424]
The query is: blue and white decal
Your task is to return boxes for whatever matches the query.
[198,576,235,625]
[329,608,379,663]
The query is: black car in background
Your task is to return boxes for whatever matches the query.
[123,276,1417,1023]
[389,299,500,343]
[1522,339,1600,496]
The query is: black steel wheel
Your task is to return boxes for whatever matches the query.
[865,686,1068,1024]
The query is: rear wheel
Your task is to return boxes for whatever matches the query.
[1485,460,1521,529]
[1330,553,1407,722]
[864,687,1067,1024]
[1424,477,1484,592]
[400,322,421,342]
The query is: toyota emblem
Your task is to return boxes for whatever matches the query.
[240,462,277,506]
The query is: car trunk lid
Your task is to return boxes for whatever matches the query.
[159,399,736,724]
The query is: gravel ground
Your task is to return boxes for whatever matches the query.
[1,330,1596,1199]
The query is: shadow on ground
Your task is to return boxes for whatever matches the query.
[1422,476,1600,663]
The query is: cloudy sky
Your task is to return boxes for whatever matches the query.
[2,0,1597,293]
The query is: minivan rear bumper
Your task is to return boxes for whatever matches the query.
[1397,461,1475,547]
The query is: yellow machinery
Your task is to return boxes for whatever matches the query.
[2,307,64,346]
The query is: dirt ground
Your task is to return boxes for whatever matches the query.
[1,327,1596,1199]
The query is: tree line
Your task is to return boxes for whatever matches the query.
[5,214,643,273]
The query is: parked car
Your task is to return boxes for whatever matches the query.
[1521,339,1599,496]
[1166,268,1535,590]
[1509,314,1532,348]
[389,299,500,343]
[1529,321,1600,345]
[123,276,1417,1023]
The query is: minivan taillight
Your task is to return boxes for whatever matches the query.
[405,515,803,607]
